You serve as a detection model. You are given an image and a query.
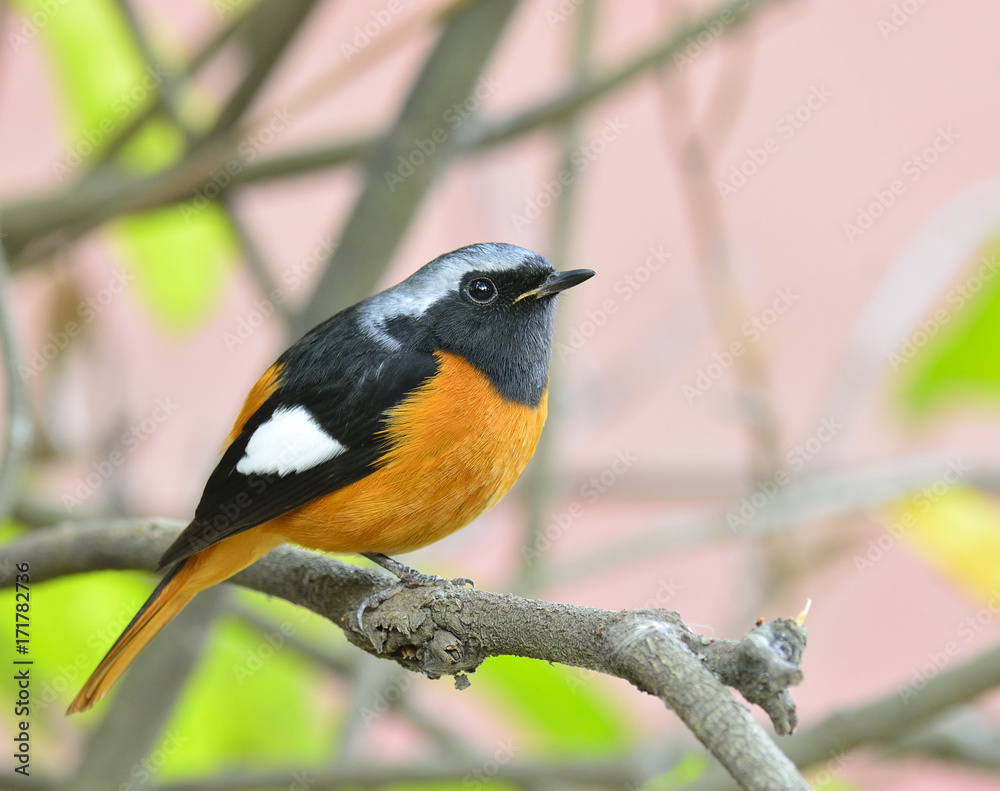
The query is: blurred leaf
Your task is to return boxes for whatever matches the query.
[897,486,1000,604]
[157,605,336,779]
[903,237,1000,414]
[11,0,146,149]
[0,570,337,777]
[477,655,631,755]
[0,519,27,544]
[0,571,152,734]
[113,204,236,330]
[118,116,186,174]
[649,753,708,789]
[14,0,235,330]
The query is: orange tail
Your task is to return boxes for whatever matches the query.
[68,530,282,714]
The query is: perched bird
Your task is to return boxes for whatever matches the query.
[69,242,594,713]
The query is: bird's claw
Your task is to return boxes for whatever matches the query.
[355,573,476,631]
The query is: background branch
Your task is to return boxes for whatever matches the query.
[0,520,809,791]
[0,227,33,519]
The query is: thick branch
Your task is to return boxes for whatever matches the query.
[0,520,808,791]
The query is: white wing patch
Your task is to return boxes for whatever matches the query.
[236,405,347,476]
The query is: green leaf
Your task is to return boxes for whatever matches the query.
[113,204,236,330]
[902,238,1000,413]
[157,596,337,779]
[11,0,147,151]
[476,655,631,755]
[648,753,709,789]
[0,571,155,734]
[16,0,236,330]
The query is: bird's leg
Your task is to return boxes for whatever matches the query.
[356,553,474,628]
[362,552,474,587]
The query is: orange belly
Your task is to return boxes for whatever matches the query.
[266,351,547,555]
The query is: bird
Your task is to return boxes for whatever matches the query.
[68,242,594,714]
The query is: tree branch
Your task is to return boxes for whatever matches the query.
[0,0,788,268]
[684,637,1000,790]
[202,0,321,138]
[293,0,522,331]
[0,520,809,791]
[0,227,33,519]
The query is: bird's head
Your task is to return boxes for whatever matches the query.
[364,243,595,405]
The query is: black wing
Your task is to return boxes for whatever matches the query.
[158,315,437,569]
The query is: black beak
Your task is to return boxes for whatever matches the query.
[516,269,596,302]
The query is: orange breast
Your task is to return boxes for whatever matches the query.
[268,351,547,555]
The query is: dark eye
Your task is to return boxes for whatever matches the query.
[466,277,497,304]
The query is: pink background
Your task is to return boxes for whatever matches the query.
[3,0,1000,787]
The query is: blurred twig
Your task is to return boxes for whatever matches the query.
[546,455,1000,588]
[61,588,229,791]
[133,753,668,791]
[512,0,597,597]
[0,0,786,267]
[84,7,246,172]
[655,6,796,618]
[203,0,321,139]
[294,0,522,331]
[656,6,779,479]
[472,0,786,150]
[889,706,1000,770]
[222,196,293,328]
[0,228,33,519]
[683,639,1000,791]
[112,0,193,144]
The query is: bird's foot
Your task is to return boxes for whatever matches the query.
[355,553,475,629]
